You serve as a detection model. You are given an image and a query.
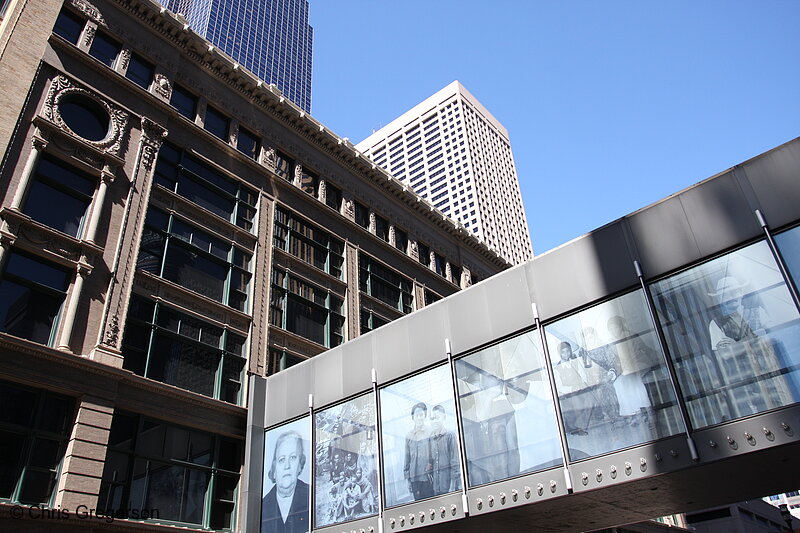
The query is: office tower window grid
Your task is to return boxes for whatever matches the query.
[357,82,534,265]
[161,0,313,112]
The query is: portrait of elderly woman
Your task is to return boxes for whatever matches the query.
[262,429,309,533]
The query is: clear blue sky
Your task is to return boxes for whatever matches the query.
[308,1,800,255]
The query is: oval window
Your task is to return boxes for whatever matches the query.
[58,95,110,142]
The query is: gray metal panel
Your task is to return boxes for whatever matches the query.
[679,171,762,257]
[627,196,701,279]
[740,138,800,230]
[311,342,368,409]
[314,515,379,533]
[465,466,570,517]
[370,316,415,384]
[244,376,267,533]
[264,359,314,427]
[447,264,534,356]
[383,492,465,532]
[526,222,638,322]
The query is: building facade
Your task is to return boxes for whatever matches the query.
[159,0,313,112]
[357,81,534,265]
[0,0,507,531]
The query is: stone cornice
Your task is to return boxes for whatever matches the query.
[112,0,509,270]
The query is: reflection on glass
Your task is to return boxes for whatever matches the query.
[262,418,310,533]
[455,331,561,487]
[314,395,377,528]
[650,240,800,428]
[545,290,682,459]
[380,365,461,508]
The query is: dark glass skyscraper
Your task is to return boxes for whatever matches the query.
[162,0,313,111]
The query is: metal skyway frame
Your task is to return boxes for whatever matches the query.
[245,138,800,533]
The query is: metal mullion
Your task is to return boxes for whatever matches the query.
[634,261,699,461]
[756,210,800,313]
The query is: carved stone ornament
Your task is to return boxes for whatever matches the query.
[84,25,96,47]
[343,197,354,219]
[139,118,168,172]
[69,0,105,25]
[262,146,277,170]
[43,75,130,156]
[119,48,132,70]
[153,74,172,99]
[293,164,303,187]
[103,314,120,346]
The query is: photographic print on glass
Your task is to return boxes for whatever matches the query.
[262,417,311,533]
[314,394,378,528]
[380,364,461,508]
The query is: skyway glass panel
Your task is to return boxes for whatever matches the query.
[544,290,682,460]
[650,240,800,428]
[261,417,311,533]
[379,364,462,508]
[314,394,378,528]
[455,331,561,487]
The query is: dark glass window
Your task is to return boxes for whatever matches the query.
[273,207,343,278]
[170,84,197,120]
[298,167,319,197]
[274,150,293,181]
[325,182,342,212]
[58,96,109,142]
[23,155,96,237]
[154,142,258,231]
[394,227,408,253]
[355,201,370,229]
[52,8,83,44]
[98,412,242,529]
[424,289,441,306]
[236,127,259,159]
[0,251,71,345]
[269,348,306,374]
[434,253,446,277]
[136,207,252,312]
[418,242,431,267]
[359,253,413,313]
[88,31,120,68]
[450,265,462,287]
[125,53,154,89]
[360,309,390,335]
[375,215,389,242]
[204,106,229,141]
[270,269,343,348]
[0,380,75,505]
[121,295,246,403]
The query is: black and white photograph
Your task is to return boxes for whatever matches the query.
[455,331,562,487]
[379,364,461,508]
[262,418,311,533]
[314,395,378,528]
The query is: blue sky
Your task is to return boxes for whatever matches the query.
[308,1,800,255]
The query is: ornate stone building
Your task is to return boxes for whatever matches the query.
[0,0,508,530]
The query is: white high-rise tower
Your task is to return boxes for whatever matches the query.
[357,81,533,264]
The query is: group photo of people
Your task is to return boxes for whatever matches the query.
[380,365,461,507]
[545,290,682,459]
[262,418,311,533]
[313,396,378,528]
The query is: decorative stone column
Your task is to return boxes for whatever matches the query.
[293,163,303,187]
[57,261,92,352]
[318,179,327,205]
[445,262,453,285]
[0,230,15,274]
[83,167,114,244]
[10,135,47,209]
[409,239,419,261]
[342,194,355,222]
[388,225,396,247]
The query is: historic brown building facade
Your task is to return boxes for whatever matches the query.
[0,0,508,530]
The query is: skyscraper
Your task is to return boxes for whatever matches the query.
[161,0,313,111]
[357,81,534,265]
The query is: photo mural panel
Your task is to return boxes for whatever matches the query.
[544,290,683,460]
[650,240,800,428]
[314,394,378,528]
[262,417,311,533]
[380,364,462,508]
[455,330,562,487]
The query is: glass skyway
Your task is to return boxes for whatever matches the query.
[245,138,800,533]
